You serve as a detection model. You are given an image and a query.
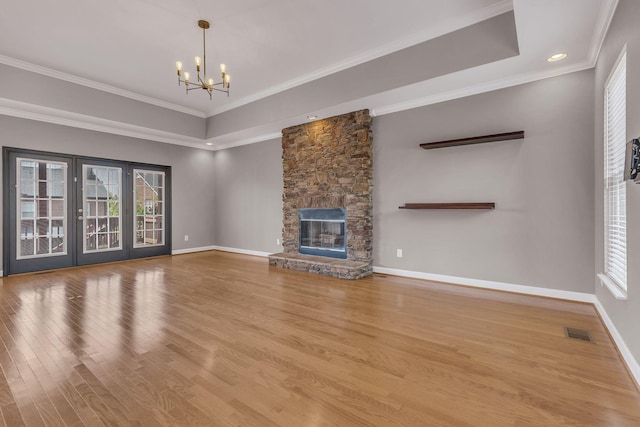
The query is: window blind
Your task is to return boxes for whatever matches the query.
[604,51,627,291]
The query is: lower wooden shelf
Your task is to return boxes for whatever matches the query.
[399,203,495,210]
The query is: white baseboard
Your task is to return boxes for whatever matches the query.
[372,266,596,303]
[172,245,271,257]
[171,245,217,255]
[593,299,640,388]
[210,246,271,258]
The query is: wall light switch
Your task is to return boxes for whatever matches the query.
[184,235,189,242]
[396,248,403,258]
[276,238,281,245]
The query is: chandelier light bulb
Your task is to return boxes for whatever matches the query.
[220,63,226,74]
[195,56,201,66]
[225,74,230,88]
[176,61,182,71]
[184,72,190,83]
[208,78,214,88]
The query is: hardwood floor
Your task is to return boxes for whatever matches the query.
[0,251,638,426]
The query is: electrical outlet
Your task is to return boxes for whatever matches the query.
[396,248,403,258]
[184,235,189,242]
[276,238,281,245]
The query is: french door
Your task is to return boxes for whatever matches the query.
[6,152,74,274]
[75,159,128,266]
[3,148,171,275]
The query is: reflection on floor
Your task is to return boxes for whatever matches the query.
[0,250,638,426]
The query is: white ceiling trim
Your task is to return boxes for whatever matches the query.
[0,54,206,118]
[207,132,283,152]
[0,97,208,150]
[208,60,594,151]
[587,0,619,65]
[205,0,515,117]
[0,57,596,153]
[373,59,595,117]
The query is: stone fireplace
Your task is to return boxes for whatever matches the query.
[269,109,373,279]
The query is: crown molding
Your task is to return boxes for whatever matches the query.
[588,0,619,66]
[0,57,594,153]
[207,132,282,151]
[373,58,595,117]
[204,0,514,117]
[0,95,278,151]
[0,54,206,118]
[209,58,596,146]
[0,97,208,150]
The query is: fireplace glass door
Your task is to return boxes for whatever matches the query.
[299,208,347,259]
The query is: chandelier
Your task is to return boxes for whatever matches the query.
[175,20,230,100]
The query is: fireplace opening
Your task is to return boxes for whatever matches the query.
[299,208,347,259]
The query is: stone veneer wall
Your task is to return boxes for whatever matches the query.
[281,109,373,268]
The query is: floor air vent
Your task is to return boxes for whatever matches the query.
[564,327,594,343]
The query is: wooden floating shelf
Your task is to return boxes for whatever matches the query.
[399,203,496,210]
[420,130,524,150]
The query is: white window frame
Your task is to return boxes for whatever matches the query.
[133,169,165,248]
[82,165,123,254]
[16,157,68,260]
[598,47,628,300]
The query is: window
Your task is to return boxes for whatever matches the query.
[134,169,165,247]
[16,158,67,259]
[82,165,122,253]
[600,49,627,299]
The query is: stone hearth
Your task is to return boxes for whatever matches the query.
[269,253,371,280]
[268,109,373,279]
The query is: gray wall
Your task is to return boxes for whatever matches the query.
[594,0,640,364]
[374,70,595,292]
[0,115,216,272]
[214,70,595,294]
[213,138,283,253]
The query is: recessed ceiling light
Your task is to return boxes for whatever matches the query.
[307,115,318,120]
[205,142,213,146]
[547,53,568,62]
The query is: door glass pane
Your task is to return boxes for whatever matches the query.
[37,237,50,255]
[83,165,122,253]
[37,200,49,218]
[134,169,165,247]
[51,199,64,217]
[16,158,67,259]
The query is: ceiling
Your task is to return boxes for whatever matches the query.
[0,0,618,148]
